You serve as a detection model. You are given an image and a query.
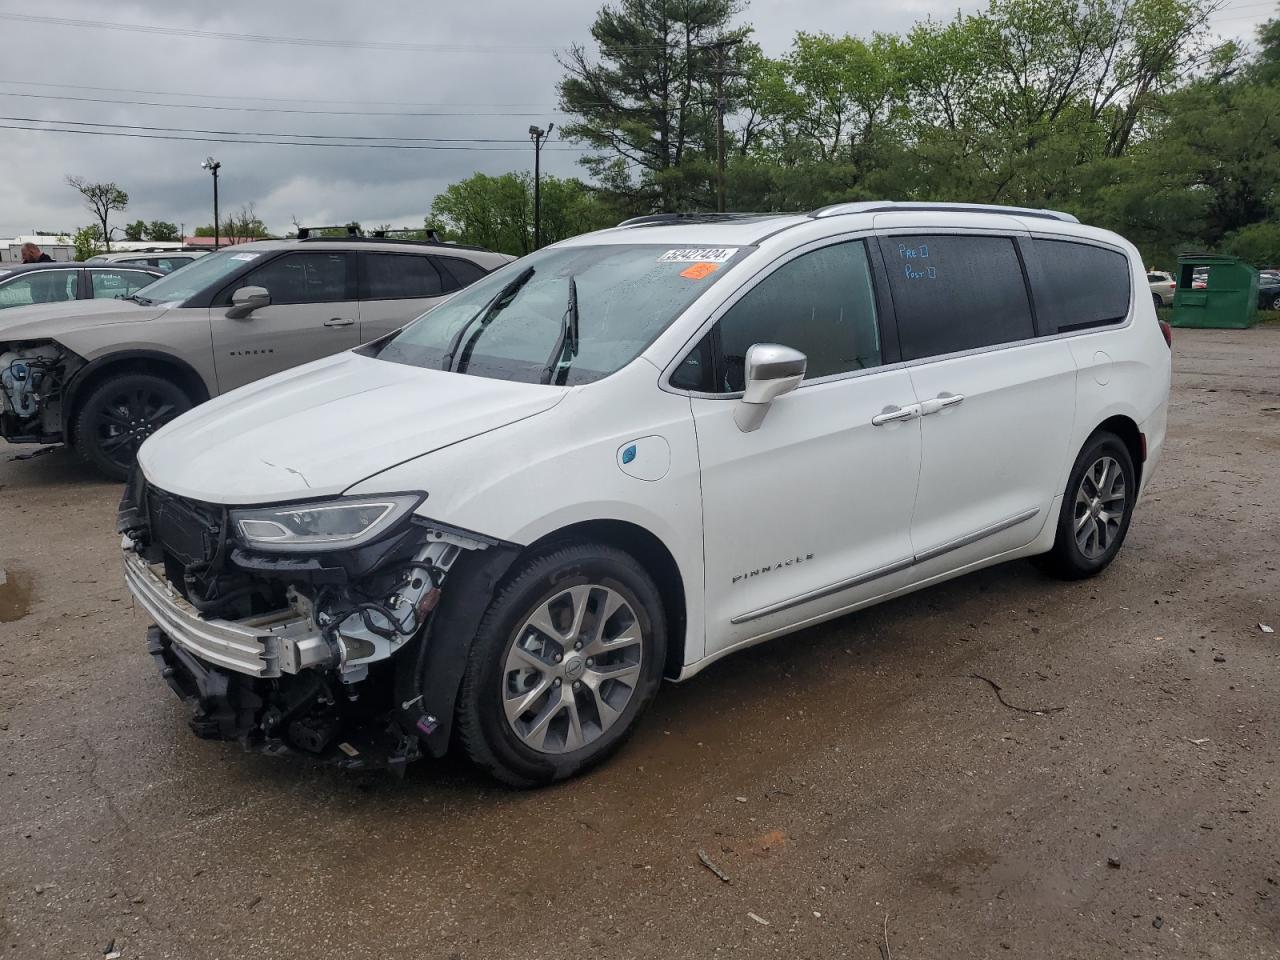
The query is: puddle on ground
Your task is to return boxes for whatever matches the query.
[0,567,34,622]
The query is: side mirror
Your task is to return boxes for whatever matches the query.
[226,285,270,320]
[734,343,806,432]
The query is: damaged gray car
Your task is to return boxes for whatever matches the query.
[1,237,508,479]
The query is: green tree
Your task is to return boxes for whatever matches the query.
[429,172,616,255]
[123,220,148,242]
[71,224,104,261]
[558,0,748,212]
[146,220,180,242]
[66,176,128,252]
[1223,223,1280,268]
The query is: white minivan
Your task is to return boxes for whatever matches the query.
[120,202,1171,785]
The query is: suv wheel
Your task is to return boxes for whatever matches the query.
[73,372,192,481]
[1151,292,1162,309]
[456,543,667,787]
[1038,431,1136,580]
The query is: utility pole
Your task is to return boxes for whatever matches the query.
[701,37,742,213]
[529,123,553,250]
[201,156,221,249]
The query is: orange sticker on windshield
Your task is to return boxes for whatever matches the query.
[680,261,719,280]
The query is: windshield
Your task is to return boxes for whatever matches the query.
[130,247,263,304]
[372,243,747,385]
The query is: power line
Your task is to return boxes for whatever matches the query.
[0,115,548,144]
[0,77,564,110]
[0,90,570,118]
[0,122,585,152]
[0,12,551,53]
[0,12,673,54]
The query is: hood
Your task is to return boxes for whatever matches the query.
[0,298,169,343]
[137,351,568,504]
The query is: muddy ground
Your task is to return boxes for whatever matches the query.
[1,327,1277,959]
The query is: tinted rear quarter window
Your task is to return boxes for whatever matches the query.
[1030,238,1131,333]
[435,256,487,291]
[883,235,1034,361]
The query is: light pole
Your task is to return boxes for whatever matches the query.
[201,156,221,249]
[529,123,553,250]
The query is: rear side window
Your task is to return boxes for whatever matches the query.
[90,270,155,299]
[1031,239,1131,333]
[884,235,1034,361]
[363,253,444,300]
[434,256,487,291]
[673,240,881,393]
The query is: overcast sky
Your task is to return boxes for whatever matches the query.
[0,0,1270,239]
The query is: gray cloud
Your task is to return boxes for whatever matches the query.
[0,0,1267,237]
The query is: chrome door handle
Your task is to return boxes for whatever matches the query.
[324,317,356,327]
[871,403,921,426]
[920,392,964,416]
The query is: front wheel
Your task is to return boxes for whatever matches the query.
[73,372,192,481]
[455,543,667,787]
[1037,431,1136,580]
[1269,294,1280,311]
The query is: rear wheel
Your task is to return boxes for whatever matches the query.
[1037,431,1136,580]
[456,543,667,787]
[73,372,192,480]
[1152,292,1162,309]
[1269,293,1280,311]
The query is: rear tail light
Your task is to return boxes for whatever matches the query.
[1159,320,1173,348]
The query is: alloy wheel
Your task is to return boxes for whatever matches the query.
[1073,455,1126,560]
[95,388,179,469]
[502,583,644,754]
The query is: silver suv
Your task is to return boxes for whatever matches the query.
[0,236,511,478]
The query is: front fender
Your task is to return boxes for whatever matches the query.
[393,543,521,757]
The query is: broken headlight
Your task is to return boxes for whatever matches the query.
[231,494,424,552]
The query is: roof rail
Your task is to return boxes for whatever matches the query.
[810,201,1079,224]
[617,212,780,227]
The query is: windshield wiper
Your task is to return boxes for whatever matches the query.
[440,265,535,373]
[540,275,579,386]
[127,294,153,306]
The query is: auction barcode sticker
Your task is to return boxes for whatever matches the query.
[658,248,738,264]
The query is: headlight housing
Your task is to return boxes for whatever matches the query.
[231,493,424,552]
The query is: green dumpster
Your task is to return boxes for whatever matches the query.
[1170,253,1259,329]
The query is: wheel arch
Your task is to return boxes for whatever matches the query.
[1091,414,1144,487]
[519,519,689,681]
[63,350,211,436]
[404,517,690,760]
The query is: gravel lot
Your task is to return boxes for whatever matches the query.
[1,327,1277,959]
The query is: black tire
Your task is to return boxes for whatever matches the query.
[72,372,192,481]
[1152,292,1162,309]
[1270,294,1280,311]
[456,543,667,787]
[1037,431,1136,580]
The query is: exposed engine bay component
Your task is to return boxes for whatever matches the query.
[0,342,81,441]
[119,474,511,769]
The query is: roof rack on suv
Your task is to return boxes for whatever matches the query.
[617,212,781,227]
[293,225,493,254]
[296,225,361,239]
[810,201,1079,223]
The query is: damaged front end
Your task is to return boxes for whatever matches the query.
[0,341,83,443]
[118,472,516,772]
